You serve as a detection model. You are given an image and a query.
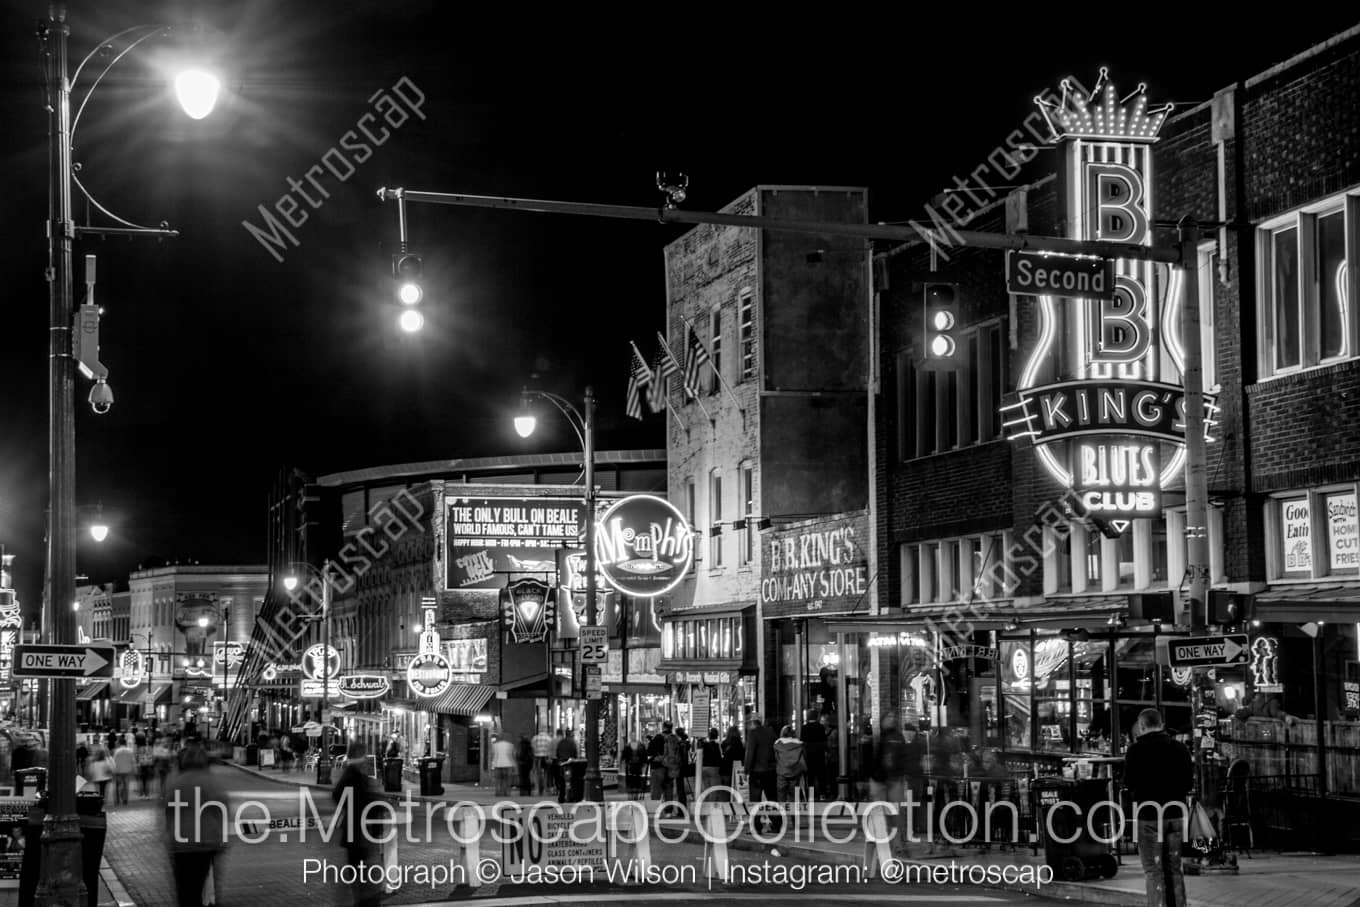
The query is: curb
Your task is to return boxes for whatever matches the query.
[99,855,137,907]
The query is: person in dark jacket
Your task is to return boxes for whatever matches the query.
[517,735,534,797]
[333,741,383,907]
[799,709,829,798]
[1123,708,1192,907]
[742,717,780,833]
[718,726,744,799]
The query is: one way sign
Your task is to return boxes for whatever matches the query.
[1167,634,1249,669]
[13,644,114,679]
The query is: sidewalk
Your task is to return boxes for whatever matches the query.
[0,857,130,907]
[227,762,1360,907]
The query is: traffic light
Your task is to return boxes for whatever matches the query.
[922,281,960,367]
[392,252,424,332]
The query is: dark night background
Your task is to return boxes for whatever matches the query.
[0,1,1356,615]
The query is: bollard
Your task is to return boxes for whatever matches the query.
[701,804,730,883]
[449,804,482,888]
[607,802,651,875]
[861,803,895,878]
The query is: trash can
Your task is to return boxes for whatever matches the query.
[419,757,444,796]
[245,743,259,766]
[18,790,106,907]
[563,759,586,804]
[1032,777,1118,881]
[13,769,46,799]
[382,757,404,793]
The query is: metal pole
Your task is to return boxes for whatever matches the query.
[1180,219,1210,635]
[40,2,85,900]
[222,605,229,744]
[582,387,602,802]
[317,577,332,784]
[376,188,1182,265]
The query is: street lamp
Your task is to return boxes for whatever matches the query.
[283,565,334,784]
[514,386,601,802]
[41,6,219,903]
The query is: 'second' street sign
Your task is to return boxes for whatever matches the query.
[1006,250,1116,300]
[14,644,114,678]
[1167,634,1249,669]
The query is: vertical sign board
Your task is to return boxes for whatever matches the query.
[0,797,33,887]
[1002,73,1214,529]
[692,688,712,736]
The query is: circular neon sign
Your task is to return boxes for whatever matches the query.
[302,644,340,681]
[594,494,693,598]
[406,653,452,698]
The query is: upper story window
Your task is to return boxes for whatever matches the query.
[738,290,756,381]
[898,320,1007,460]
[739,463,755,566]
[1257,194,1356,378]
[709,307,723,395]
[1265,486,1359,581]
[900,532,1011,605]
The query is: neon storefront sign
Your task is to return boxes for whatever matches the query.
[595,494,694,598]
[1001,70,1216,529]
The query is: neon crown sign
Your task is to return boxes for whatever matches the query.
[1004,70,1217,530]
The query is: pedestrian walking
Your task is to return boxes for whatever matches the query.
[88,745,114,803]
[743,717,780,834]
[492,734,516,797]
[1124,708,1193,907]
[800,709,828,798]
[516,734,534,796]
[555,728,580,802]
[332,741,383,907]
[137,740,155,798]
[624,740,647,799]
[774,725,806,805]
[674,727,694,808]
[112,736,136,805]
[874,714,912,856]
[154,736,173,796]
[700,728,722,798]
[166,741,231,907]
[531,727,554,796]
[718,726,744,800]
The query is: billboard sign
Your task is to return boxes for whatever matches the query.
[445,496,584,590]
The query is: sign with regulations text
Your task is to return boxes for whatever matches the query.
[1168,634,1249,668]
[1007,250,1115,299]
[445,496,584,590]
[579,626,607,664]
[584,665,602,699]
[14,644,113,678]
[501,810,607,874]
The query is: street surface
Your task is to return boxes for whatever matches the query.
[101,773,1070,907]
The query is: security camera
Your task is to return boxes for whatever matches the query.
[89,379,114,414]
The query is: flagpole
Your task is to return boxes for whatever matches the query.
[679,313,745,415]
[657,331,712,423]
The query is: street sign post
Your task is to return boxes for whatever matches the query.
[579,626,607,664]
[13,644,113,678]
[1167,634,1249,668]
[584,665,602,700]
[1006,250,1115,299]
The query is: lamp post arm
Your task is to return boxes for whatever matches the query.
[527,390,587,452]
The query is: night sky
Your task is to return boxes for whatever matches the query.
[0,1,1355,612]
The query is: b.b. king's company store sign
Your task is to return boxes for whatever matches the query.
[760,511,869,617]
[1002,71,1217,526]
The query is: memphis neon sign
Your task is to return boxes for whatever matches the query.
[1002,70,1216,526]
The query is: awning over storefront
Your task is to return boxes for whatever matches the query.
[1252,582,1360,623]
[825,596,1127,634]
[114,682,148,704]
[76,681,109,701]
[145,683,173,706]
[658,601,754,620]
[422,682,495,717]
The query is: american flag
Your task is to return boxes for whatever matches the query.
[683,324,712,398]
[626,346,653,420]
[650,338,680,413]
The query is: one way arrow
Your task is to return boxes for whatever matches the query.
[1222,638,1244,663]
[82,648,110,677]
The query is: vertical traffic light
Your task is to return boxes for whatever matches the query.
[923,281,960,366]
[392,252,424,332]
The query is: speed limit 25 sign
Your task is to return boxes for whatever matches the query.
[579,626,608,664]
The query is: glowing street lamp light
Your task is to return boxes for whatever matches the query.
[174,69,220,120]
[282,574,300,592]
[88,523,109,543]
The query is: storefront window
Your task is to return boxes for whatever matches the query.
[1001,637,1032,750]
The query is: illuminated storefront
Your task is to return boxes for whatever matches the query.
[659,607,758,737]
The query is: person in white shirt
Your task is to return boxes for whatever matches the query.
[491,734,517,797]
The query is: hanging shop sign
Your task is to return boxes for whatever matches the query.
[300,679,342,698]
[1249,636,1283,693]
[1001,72,1215,528]
[1343,679,1359,712]
[407,600,452,698]
[1326,491,1358,572]
[445,496,584,590]
[759,511,869,617]
[301,644,340,681]
[501,578,556,644]
[338,674,391,700]
[595,494,693,597]
[119,649,144,689]
[212,641,247,670]
[0,630,15,686]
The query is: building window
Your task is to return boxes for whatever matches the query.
[738,290,756,381]
[709,307,723,395]
[1258,195,1355,378]
[901,533,1011,604]
[685,477,697,569]
[1266,487,1359,580]
[900,320,1007,460]
[709,469,724,568]
[739,463,755,566]
[1197,242,1220,392]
